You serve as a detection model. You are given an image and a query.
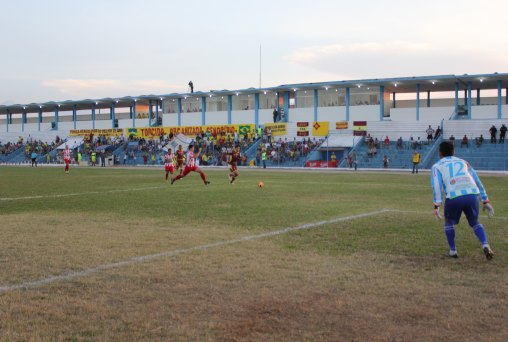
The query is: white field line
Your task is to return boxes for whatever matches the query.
[0,186,168,201]
[0,209,391,294]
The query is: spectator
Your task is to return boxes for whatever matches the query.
[475,134,484,147]
[383,155,389,168]
[351,151,357,171]
[449,135,456,145]
[489,125,497,144]
[330,152,337,167]
[347,154,352,168]
[461,135,468,148]
[412,150,421,174]
[396,137,403,150]
[143,152,148,165]
[201,153,209,166]
[273,108,278,123]
[426,125,435,143]
[434,126,441,140]
[123,152,128,165]
[500,124,507,144]
[383,136,390,148]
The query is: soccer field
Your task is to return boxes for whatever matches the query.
[0,166,507,341]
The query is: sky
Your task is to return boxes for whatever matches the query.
[1,0,507,105]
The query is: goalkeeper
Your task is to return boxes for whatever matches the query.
[430,141,495,260]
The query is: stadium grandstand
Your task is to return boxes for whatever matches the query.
[1,72,508,170]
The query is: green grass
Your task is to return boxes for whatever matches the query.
[0,166,507,341]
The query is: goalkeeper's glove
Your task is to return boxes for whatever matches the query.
[433,205,442,220]
[482,201,494,218]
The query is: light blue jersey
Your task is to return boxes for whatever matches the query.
[430,156,488,205]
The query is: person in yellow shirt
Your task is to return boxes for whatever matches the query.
[412,150,421,174]
[201,153,209,166]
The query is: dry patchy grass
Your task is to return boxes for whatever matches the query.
[0,236,506,341]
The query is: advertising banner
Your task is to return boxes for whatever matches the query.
[125,124,255,139]
[69,129,124,137]
[264,123,287,136]
[353,121,367,136]
[312,121,329,136]
[335,121,348,129]
[297,122,309,136]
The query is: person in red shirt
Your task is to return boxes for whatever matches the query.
[163,148,176,181]
[228,146,241,184]
[171,144,210,185]
[384,136,390,148]
[63,145,71,174]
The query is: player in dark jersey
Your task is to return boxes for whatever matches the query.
[175,145,186,175]
[228,145,241,184]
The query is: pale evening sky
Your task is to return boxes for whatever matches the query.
[1,0,507,105]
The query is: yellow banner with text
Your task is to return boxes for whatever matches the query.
[125,124,255,139]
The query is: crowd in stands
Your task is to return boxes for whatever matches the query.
[255,137,324,165]
[0,141,21,156]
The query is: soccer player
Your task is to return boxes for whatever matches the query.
[63,145,71,174]
[163,148,176,182]
[228,145,241,184]
[171,144,210,185]
[175,144,186,175]
[431,141,495,260]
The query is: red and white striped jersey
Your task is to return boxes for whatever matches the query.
[164,153,174,166]
[186,151,196,167]
[63,149,71,160]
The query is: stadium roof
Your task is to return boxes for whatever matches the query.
[1,72,508,115]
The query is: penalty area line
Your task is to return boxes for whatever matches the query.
[0,208,391,295]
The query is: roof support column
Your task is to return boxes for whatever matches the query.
[132,101,136,128]
[148,100,153,127]
[506,88,508,105]
[477,89,481,106]
[416,84,420,121]
[392,92,396,108]
[201,96,206,126]
[283,91,289,122]
[92,103,96,129]
[464,90,467,106]
[54,106,59,130]
[498,80,503,119]
[379,86,384,121]
[467,82,472,120]
[72,104,77,130]
[254,93,259,127]
[38,107,42,131]
[454,82,459,114]
[313,89,318,122]
[156,99,160,126]
[345,87,350,122]
[177,98,182,127]
[6,110,10,132]
[111,102,116,129]
[22,109,26,132]
[427,90,431,108]
[227,95,232,125]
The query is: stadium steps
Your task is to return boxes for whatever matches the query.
[0,145,26,163]
[426,141,508,171]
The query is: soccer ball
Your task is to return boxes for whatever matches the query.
[258,181,264,188]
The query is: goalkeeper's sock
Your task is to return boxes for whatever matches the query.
[444,225,456,252]
[472,224,488,246]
